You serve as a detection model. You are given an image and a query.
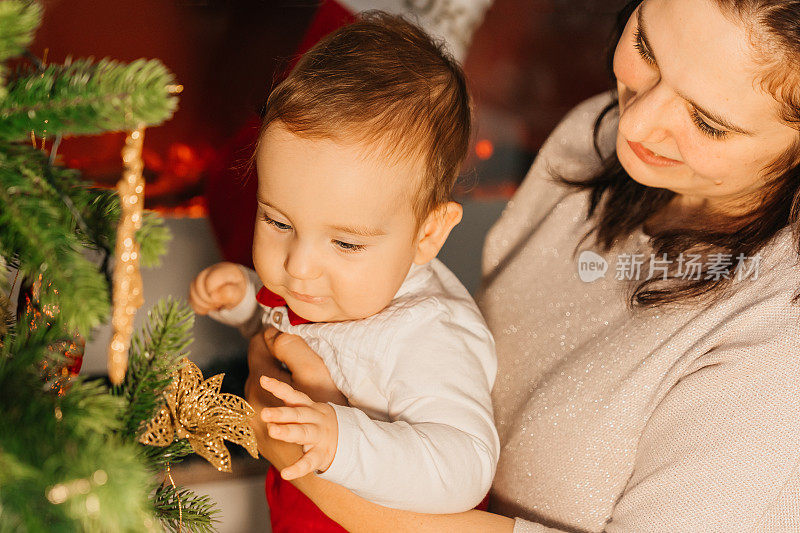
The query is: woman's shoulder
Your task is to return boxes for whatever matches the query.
[481,92,617,275]
[513,90,617,202]
[539,90,618,167]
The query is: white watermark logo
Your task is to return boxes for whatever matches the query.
[578,252,761,283]
[577,250,609,282]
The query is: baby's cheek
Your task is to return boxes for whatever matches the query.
[332,266,396,320]
[253,232,288,290]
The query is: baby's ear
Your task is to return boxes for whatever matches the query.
[413,201,463,265]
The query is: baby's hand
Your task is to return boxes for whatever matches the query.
[189,262,247,315]
[259,376,338,480]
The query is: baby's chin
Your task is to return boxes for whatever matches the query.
[290,299,389,323]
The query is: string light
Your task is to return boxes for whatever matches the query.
[46,469,107,505]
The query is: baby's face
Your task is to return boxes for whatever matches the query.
[253,123,425,322]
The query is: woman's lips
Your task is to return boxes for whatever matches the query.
[627,140,683,167]
[288,290,327,304]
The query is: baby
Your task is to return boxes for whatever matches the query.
[190,12,498,528]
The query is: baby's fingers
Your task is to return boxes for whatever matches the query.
[280,448,327,480]
[210,283,242,308]
[266,422,322,446]
[195,268,216,301]
[189,277,213,315]
[260,405,322,425]
[260,376,314,406]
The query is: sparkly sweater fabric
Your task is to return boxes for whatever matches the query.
[477,92,800,532]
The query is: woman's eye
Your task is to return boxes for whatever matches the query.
[689,108,729,140]
[333,240,366,253]
[633,28,657,67]
[262,214,292,231]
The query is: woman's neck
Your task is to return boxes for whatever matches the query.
[643,194,756,236]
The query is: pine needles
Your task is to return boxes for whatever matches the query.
[0,143,110,335]
[0,313,155,531]
[0,1,40,63]
[116,299,193,440]
[115,298,220,531]
[0,58,179,141]
[0,1,223,530]
[0,300,221,531]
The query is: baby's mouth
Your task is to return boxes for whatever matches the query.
[287,290,327,304]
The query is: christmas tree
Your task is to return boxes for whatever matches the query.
[0,2,255,530]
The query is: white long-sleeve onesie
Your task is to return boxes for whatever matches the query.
[210,258,499,513]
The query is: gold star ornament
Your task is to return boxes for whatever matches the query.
[139,358,259,472]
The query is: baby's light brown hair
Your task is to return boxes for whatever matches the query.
[257,11,471,225]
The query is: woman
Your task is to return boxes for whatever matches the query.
[246,0,800,530]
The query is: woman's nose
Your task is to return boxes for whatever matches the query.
[284,238,322,281]
[618,81,673,144]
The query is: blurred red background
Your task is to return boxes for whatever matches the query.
[31,0,625,247]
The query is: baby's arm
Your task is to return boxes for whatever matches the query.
[261,319,500,514]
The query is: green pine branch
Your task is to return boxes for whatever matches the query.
[0,144,109,336]
[0,316,157,532]
[0,435,156,532]
[0,1,40,63]
[0,3,220,530]
[144,438,195,471]
[0,1,41,102]
[115,298,194,439]
[113,298,222,531]
[0,57,179,141]
[154,483,219,533]
[80,187,171,269]
[137,210,171,269]
[1,300,221,532]
[0,143,170,335]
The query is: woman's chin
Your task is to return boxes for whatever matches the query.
[618,151,662,189]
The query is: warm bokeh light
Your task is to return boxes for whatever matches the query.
[475,139,494,160]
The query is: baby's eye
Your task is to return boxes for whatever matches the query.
[262,214,292,231]
[333,240,366,253]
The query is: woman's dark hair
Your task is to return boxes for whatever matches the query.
[558,0,800,309]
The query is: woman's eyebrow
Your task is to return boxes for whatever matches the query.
[637,5,753,136]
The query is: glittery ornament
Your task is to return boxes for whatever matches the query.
[108,127,146,385]
[139,358,259,472]
[20,274,84,394]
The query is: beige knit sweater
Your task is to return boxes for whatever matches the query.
[477,92,800,533]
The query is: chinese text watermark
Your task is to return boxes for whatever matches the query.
[577,251,761,283]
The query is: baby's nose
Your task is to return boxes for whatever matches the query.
[284,240,322,280]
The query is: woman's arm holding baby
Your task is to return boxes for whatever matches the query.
[292,474,516,533]
[249,329,515,533]
[252,416,514,533]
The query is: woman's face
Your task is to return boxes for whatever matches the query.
[613,0,799,214]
